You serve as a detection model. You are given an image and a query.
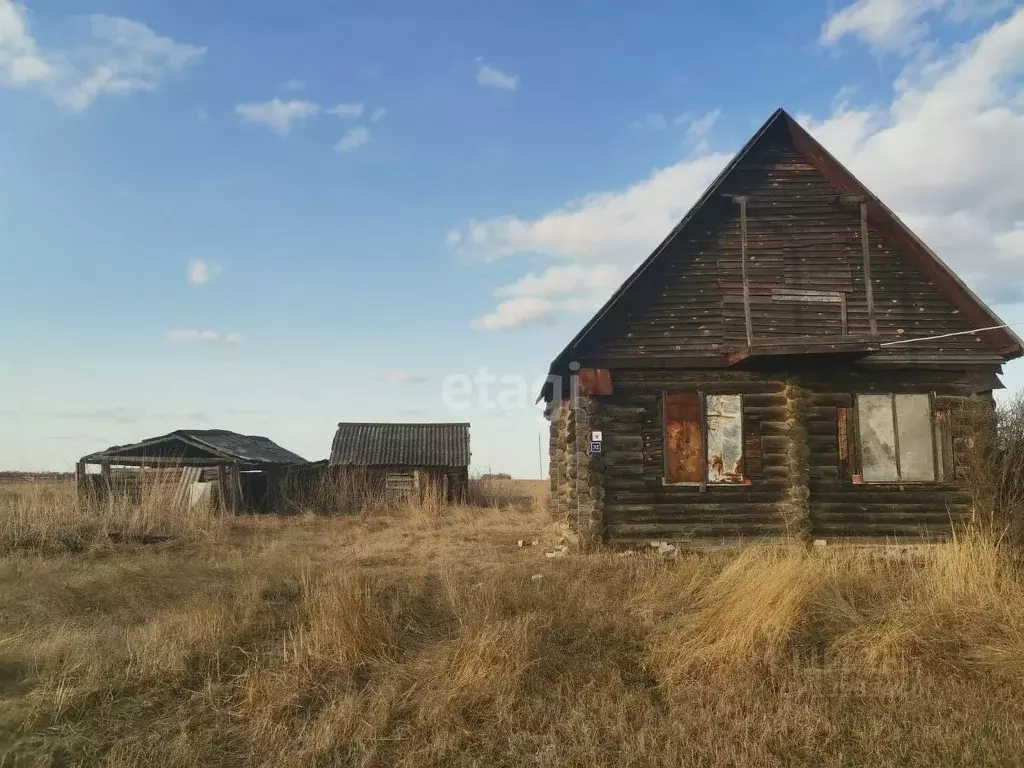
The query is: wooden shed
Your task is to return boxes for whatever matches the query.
[77,429,309,513]
[329,422,471,503]
[541,107,1023,545]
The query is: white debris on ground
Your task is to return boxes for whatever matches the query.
[530,573,544,582]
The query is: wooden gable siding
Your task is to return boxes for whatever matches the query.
[573,122,993,366]
[581,366,988,543]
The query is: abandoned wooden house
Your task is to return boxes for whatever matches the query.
[542,107,1023,544]
[77,429,309,513]
[329,422,471,502]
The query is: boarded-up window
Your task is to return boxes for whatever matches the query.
[663,393,744,484]
[856,394,936,482]
[385,472,415,492]
[664,394,703,483]
[706,395,743,483]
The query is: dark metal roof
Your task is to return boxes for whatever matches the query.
[82,429,308,466]
[330,422,471,467]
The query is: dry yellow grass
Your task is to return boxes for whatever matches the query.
[1,480,1024,766]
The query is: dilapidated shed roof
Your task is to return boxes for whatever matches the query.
[330,423,471,468]
[81,429,308,468]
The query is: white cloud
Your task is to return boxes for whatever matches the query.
[456,6,1024,328]
[0,1,53,86]
[451,151,730,265]
[59,15,205,111]
[800,5,1024,299]
[236,98,319,135]
[167,330,244,344]
[494,265,626,298]
[327,102,364,118]
[821,0,1008,52]
[471,297,553,331]
[382,370,428,383]
[0,8,203,108]
[371,106,387,122]
[475,58,518,90]
[335,125,369,152]
[186,259,222,285]
[686,108,722,148]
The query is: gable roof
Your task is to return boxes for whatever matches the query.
[540,107,1022,399]
[330,422,471,467]
[82,429,308,467]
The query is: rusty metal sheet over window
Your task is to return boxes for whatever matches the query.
[664,394,703,483]
[578,368,613,396]
[895,394,935,481]
[706,394,743,483]
[857,395,899,482]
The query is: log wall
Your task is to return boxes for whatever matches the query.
[551,366,991,544]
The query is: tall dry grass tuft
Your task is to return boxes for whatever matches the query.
[647,546,859,683]
[0,476,221,552]
[952,392,1024,546]
[467,476,546,511]
[834,531,1024,682]
[4,480,1024,765]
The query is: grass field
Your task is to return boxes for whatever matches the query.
[1,479,1024,766]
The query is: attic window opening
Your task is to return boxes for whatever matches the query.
[662,393,744,486]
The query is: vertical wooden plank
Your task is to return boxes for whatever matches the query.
[699,393,708,492]
[738,196,754,348]
[837,406,850,478]
[850,396,864,483]
[890,393,903,480]
[861,202,878,335]
[100,461,111,503]
[934,410,953,482]
[231,464,242,515]
[75,461,86,502]
[664,393,703,484]
[217,465,229,515]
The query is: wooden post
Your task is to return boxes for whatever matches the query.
[75,461,86,502]
[738,196,754,349]
[100,461,111,503]
[216,465,229,515]
[860,202,878,335]
[230,463,242,515]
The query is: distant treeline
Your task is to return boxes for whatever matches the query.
[0,472,74,484]
[479,473,512,480]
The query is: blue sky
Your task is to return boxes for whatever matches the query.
[2,0,1023,475]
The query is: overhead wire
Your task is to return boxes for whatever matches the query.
[879,321,1024,347]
